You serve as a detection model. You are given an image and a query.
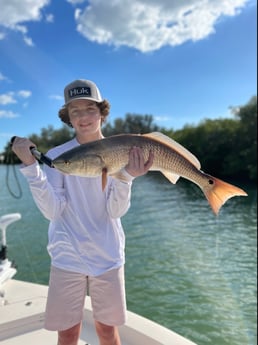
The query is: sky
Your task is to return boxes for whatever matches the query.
[0,0,257,153]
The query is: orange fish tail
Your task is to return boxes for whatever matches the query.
[203,177,248,215]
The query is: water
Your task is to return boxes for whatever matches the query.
[0,165,257,345]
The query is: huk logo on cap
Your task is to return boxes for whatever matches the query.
[68,86,91,99]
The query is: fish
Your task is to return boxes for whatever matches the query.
[52,132,247,215]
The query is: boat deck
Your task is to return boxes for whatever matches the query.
[0,279,197,345]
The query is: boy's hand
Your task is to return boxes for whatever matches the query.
[125,147,154,177]
[11,137,37,166]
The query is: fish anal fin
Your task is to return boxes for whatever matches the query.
[162,171,180,184]
[203,176,248,215]
[143,132,201,170]
[102,168,108,191]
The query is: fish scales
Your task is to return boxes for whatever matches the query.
[52,132,247,215]
[108,135,197,182]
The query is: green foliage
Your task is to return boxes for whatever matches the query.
[172,96,257,182]
[230,96,257,180]
[29,125,74,153]
[2,97,256,182]
[173,119,240,176]
[102,113,160,136]
[3,125,74,164]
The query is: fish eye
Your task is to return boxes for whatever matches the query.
[64,160,70,165]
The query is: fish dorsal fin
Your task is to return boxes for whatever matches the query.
[142,132,201,169]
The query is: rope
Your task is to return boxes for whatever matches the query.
[5,147,23,199]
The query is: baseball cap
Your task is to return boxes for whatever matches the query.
[63,79,103,105]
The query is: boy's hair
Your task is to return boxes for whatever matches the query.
[58,99,111,127]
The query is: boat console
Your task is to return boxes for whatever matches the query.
[0,213,21,286]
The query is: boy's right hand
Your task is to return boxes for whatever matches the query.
[11,137,37,166]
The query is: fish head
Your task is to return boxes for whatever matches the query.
[53,153,105,177]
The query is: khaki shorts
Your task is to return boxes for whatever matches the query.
[44,265,127,331]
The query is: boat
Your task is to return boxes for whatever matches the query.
[0,213,198,345]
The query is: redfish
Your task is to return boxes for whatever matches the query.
[52,132,247,215]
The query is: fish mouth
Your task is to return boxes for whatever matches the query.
[52,157,71,170]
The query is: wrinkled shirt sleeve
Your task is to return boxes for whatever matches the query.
[21,161,135,220]
[106,169,135,218]
[20,162,67,221]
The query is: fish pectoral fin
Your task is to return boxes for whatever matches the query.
[110,169,132,182]
[161,171,180,184]
[102,168,108,191]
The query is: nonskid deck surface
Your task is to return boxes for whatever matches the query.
[0,279,197,345]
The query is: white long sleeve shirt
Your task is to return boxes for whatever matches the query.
[20,138,134,276]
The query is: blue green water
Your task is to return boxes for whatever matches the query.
[0,165,257,345]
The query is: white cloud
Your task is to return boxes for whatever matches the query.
[67,0,86,4]
[0,90,31,105]
[0,92,16,105]
[0,0,51,45]
[74,0,251,52]
[154,115,171,123]
[0,0,50,27]
[23,36,34,46]
[0,0,252,51]
[0,110,19,118]
[46,13,54,23]
[49,94,63,101]
[0,72,7,81]
[18,90,32,98]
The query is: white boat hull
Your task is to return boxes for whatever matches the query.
[0,279,197,345]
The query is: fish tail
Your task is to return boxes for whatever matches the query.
[203,176,248,215]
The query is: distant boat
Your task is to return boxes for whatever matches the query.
[0,213,197,345]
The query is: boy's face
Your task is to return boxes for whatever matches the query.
[68,99,102,137]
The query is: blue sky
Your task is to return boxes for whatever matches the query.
[0,0,257,153]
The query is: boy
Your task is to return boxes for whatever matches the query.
[12,79,153,345]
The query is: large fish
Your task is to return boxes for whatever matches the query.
[52,132,247,215]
